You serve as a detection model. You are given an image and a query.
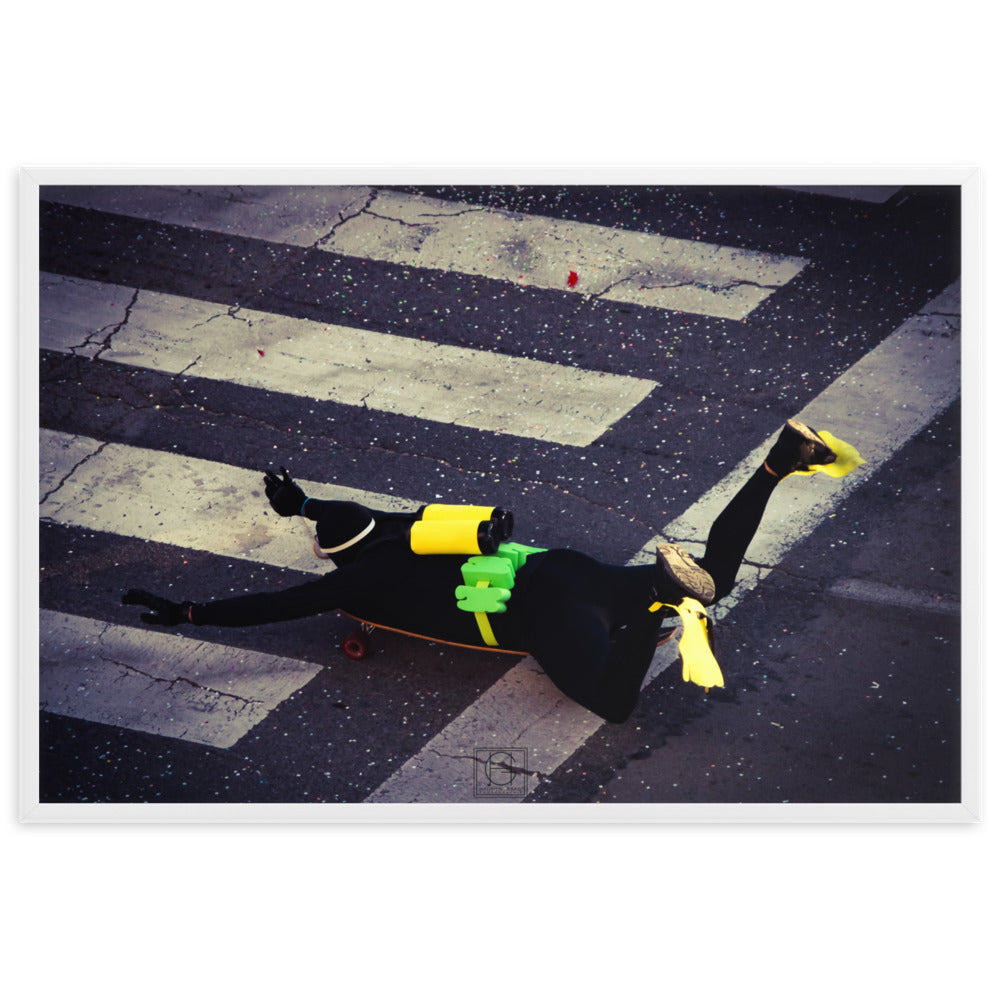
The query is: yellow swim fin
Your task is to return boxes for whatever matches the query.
[791,429,866,478]
[648,596,724,692]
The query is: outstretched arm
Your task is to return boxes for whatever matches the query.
[122,568,362,629]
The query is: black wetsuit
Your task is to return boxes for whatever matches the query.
[186,466,781,723]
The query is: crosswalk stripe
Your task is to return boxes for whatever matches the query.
[39,428,419,574]
[39,270,657,447]
[319,189,810,321]
[39,609,326,748]
[41,186,809,320]
[42,184,373,247]
[825,579,960,616]
[365,281,962,802]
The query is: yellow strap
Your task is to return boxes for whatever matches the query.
[474,612,499,646]
[473,580,499,646]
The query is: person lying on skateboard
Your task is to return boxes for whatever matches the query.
[122,420,863,723]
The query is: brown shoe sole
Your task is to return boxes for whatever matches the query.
[656,543,716,604]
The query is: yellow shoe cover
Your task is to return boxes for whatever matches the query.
[790,429,866,478]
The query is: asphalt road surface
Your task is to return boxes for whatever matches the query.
[31,182,965,812]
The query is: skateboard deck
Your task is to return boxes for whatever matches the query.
[338,613,678,661]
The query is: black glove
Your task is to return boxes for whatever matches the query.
[263,467,307,517]
[122,589,187,626]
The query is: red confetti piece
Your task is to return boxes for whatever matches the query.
[567,271,579,287]
[257,349,265,357]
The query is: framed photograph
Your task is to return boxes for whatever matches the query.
[21,168,979,822]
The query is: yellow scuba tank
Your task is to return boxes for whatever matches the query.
[410,504,514,555]
[411,519,499,555]
[419,504,513,540]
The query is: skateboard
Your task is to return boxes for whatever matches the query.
[338,613,678,661]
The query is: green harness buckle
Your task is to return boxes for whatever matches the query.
[456,543,546,645]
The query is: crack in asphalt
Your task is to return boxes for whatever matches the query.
[512,694,567,747]
[320,190,504,261]
[93,625,265,708]
[362,209,433,230]
[39,440,109,507]
[426,746,550,783]
[313,188,378,245]
[69,287,141,360]
[190,303,252,331]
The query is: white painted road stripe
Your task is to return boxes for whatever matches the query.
[318,189,810,321]
[39,609,325,748]
[39,428,419,575]
[41,186,809,320]
[43,184,372,248]
[366,281,961,803]
[39,271,657,447]
[826,579,960,616]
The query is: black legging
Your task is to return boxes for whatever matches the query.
[697,464,779,600]
[515,466,780,722]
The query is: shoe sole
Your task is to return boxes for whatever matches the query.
[785,419,836,466]
[786,418,826,448]
[656,544,715,604]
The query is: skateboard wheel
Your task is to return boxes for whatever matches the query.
[340,631,370,661]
